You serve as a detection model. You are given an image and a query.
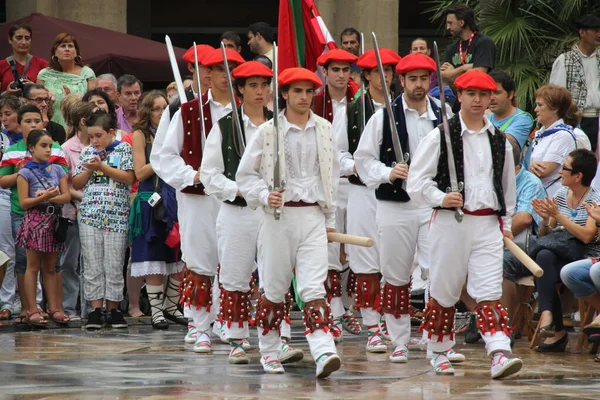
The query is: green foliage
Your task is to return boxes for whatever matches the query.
[424,0,600,110]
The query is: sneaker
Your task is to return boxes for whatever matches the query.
[107,309,128,329]
[212,320,229,344]
[431,352,455,375]
[184,324,198,344]
[490,352,522,379]
[85,308,103,330]
[379,315,390,341]
[389,345,409,363]
[241,338,252,351]
[447,349,466,363]
[261,356,285,374]
[228,342,249,364]
[342,310,361,334]
[278,341,304,364]
[332,319,343,343]
[315,353,341,378]
[193,330,212,353]
[366,327,387,353]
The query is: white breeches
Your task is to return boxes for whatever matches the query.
[346,184,379,274]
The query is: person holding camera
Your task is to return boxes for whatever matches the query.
[0,23,48,96]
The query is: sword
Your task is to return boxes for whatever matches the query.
[360,32,366,131]
[193,42,207,151]
[371,32,408,165]
[270,42,285,220]
[165,36,186,105]
[433,41,464,223]
[220,42,245,154]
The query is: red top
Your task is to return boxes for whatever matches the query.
[0,55,49,92]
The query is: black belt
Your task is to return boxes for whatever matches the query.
[34,204,59,215]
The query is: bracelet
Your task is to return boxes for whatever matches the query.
[542,221,550,227]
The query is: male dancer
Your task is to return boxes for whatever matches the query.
[237,67,341,378]
[312,48,358,341]
[355,53,458,363]
[200,61,303,365]
[156,48,244,353]
[407,70,522,379]
[332,48,400,352]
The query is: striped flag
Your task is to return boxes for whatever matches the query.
[278,0,337,75]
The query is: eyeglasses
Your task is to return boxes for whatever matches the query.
[561,165,574,172]
[27,97,50,104]
[151,106,167,113]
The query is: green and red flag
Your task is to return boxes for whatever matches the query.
[277,0,337,74]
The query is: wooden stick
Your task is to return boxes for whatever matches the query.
[328,232,373,247]
[504,237,544,278]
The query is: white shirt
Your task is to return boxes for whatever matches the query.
[332,96,347,123]
[156,89,233,190]
[236,112,339,228]
[529,118,577,197]
[333,98,384,177]
[407,113,516,231]
[200,105,262,202]
[354,95,452,190]
[549,47,600,111]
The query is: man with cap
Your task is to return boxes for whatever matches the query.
[407,70,521,379]
[237,67,341,378]
[200,61,304,366]
[154,48,245,354]
[550,14,600,151]
[311,48,358,342]
[332,48,400,353]
[354,53,457,364]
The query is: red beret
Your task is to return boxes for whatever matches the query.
[203,48,246,68]
[395,53,436,74]
[278,67,322,89]
[317,49,358,66]
[454,70,497,91]
[357,48,401,69]
[231,61,273,79]
[182,44,215,65]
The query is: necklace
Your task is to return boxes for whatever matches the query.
[569,187,590,218]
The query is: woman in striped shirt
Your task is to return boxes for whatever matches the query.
[532,149,600,352]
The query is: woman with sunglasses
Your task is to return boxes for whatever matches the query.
[532,149,600,352]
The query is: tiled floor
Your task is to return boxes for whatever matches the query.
[0,320,598,399]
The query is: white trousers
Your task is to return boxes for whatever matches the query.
[346,184,379,274]
[216,203,261,340]
[327,179,349,272]
[178,193,220,276]
[378,201,431,347]
[427,211,510,355]
[258,206,336,360]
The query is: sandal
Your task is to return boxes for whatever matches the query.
[48,310,71,324]
[13,314,26,324]
[537,323,555,339]
[25,310,48,328]
[0,309,11,320]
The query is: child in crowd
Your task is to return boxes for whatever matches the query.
[73,111,134,330]
[16,130,71,326]
[0,105,68,323]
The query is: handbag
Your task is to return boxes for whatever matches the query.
[527,229,586,262]
[30,168,71,243]
[145,140,164,222]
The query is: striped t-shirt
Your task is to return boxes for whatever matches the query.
[554,186,600,256]
[0,140,68,214]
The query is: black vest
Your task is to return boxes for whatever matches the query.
[376,96,441,202]
[433,115,507,216]
[218,106,273,207]
[346,91,375,186]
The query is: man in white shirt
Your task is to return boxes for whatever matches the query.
[247,22,275,62]
[154,48,245,354]
[407,70,522,379]
[549,15,600,150]
[332,48,401,353]
[236,67,341,378]
[355,53,454,364]
[200,61,303,366]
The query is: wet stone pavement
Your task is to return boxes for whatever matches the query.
[0,318,599,399]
